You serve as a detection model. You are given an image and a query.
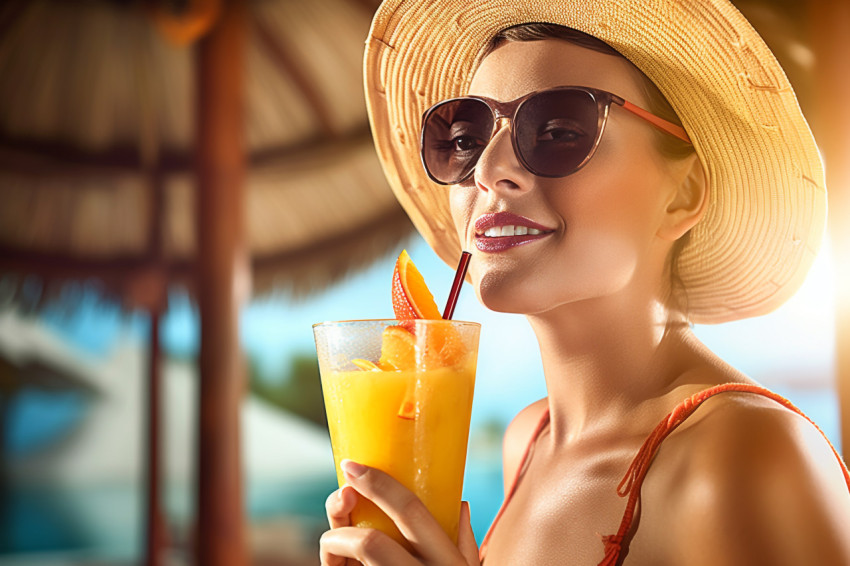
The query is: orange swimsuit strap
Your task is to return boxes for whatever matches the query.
[479,383,850,565]
[598,383,850,564]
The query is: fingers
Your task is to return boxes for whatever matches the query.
[327,461,479,566]
[324,487,360,566]
[326,485,358,529]
[340,460,460,564]
[457,501,481,565]
[320,526,420,566]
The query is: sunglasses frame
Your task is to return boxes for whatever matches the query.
[420,85,691,185]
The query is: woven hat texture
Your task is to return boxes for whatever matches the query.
[363,0,826,324]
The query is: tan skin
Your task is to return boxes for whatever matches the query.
[320,39,850,565]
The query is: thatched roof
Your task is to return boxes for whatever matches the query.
[0,0,413,303]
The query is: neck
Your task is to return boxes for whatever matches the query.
[527,295,693,443]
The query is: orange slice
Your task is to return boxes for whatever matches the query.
[378,325,416,371]
[390,250,467,368]
[392,250,442,321]
[424,322,466,368]
[377,325,417,419]
[351,358,381,371]
[397,398,416,421]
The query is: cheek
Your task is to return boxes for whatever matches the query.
[559,154,668,247]
[557,194,655,288]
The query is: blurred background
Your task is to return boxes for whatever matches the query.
[0,0,847,565]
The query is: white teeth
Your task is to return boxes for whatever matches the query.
[480,225,545,237]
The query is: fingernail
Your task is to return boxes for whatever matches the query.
[341,459,367,478]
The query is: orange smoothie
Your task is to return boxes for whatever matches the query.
[321,352,476,545]
[315,251,479,546]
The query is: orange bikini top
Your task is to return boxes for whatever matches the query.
[478,383,850,565]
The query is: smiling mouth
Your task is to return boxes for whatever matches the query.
[473,213,554,252]
[480,225,545,237]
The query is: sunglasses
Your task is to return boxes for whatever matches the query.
[420,86,691,185]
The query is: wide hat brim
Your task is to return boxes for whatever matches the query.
[363,0,826,324]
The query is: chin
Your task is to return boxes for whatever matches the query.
[474,269,553,315]
[473,261,638,316]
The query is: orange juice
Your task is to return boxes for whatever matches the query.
[314,319,479,545]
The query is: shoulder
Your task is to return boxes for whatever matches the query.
[658,389,850,565]
[675,389,848,495]
[501,398,549,493]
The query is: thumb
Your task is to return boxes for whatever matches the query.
[457,501,480,565]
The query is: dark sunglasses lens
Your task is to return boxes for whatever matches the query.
[515,89,599,177]
[422,99,494,184]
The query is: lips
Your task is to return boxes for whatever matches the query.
[473,212,554,253]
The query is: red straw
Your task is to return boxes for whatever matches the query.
[442,251,472,320]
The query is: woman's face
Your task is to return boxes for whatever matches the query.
[449,39,685,316]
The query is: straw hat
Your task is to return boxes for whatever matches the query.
[363,0,826,324]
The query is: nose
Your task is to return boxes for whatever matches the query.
[473,120,534,195]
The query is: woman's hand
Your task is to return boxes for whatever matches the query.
[320,460,480,566]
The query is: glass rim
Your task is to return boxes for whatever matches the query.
[312,318,480,329]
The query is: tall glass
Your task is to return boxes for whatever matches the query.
[314,319,480,546]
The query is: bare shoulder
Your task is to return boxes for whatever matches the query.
[657,389,850,565]
[501,397,549,493]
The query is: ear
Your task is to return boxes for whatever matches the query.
[658,154,708,241]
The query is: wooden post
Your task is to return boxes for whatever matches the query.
[144,309,167,566]
[194,0,249,564]
[808,0,850,460]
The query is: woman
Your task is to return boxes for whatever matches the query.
[322,1,850,564]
